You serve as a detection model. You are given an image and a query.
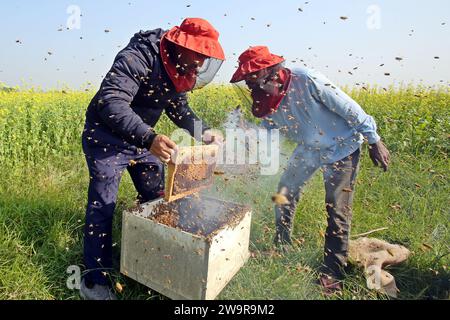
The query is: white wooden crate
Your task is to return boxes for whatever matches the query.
[120,195,251,300]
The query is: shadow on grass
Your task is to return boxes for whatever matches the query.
[390,262,449,300]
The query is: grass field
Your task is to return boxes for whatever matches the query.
[0,85,448,300]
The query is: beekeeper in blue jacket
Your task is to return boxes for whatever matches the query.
[80,18,224,300]
[231,46,391,295]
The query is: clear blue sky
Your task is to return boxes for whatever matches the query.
[0,0,448,89]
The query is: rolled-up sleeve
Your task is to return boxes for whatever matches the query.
[308,72,381,144]
[96,53,157,148]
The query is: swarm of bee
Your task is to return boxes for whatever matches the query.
[148,196,248,239]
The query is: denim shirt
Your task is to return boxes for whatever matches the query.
[263,67,380,165]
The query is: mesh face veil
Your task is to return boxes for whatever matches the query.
[252,63,285,95]
[161,38,224,92]
[192,57,223,90]
[232,63,291,118]
[160,18,225,93]
[230,47,291,118]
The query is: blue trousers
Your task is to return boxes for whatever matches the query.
[82,136,164,285]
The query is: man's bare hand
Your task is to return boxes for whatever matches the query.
[369,140,391,172]
[150,135,177,163]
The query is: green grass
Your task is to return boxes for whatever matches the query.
[0,85,448,300]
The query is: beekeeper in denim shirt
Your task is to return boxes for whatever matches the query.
[231,46,391,294]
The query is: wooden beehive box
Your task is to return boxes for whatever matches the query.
[120,145,252,300]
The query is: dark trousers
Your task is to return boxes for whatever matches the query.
[82,138,164,285]
[275,147,361,279]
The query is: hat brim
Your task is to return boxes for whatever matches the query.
[230,55,285,83]
[164,28,225,60]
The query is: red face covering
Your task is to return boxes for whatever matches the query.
[160,36,197,93]
[250,68,292,118]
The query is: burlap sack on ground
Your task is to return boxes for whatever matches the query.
[349,237,410,298]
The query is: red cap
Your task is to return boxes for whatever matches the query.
[230,46,284,83]
[164,18,225,60]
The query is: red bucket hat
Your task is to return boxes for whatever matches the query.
[163,18,225,60]
[230,46,285,83]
